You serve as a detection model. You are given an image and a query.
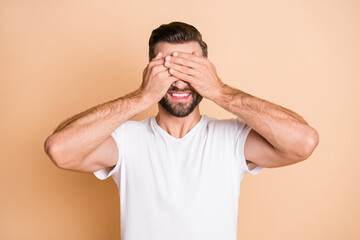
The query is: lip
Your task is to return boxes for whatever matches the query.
[168,92,192,102]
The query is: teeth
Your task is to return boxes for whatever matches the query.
[171,93,190,98]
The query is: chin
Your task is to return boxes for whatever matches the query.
[159,95,202,118]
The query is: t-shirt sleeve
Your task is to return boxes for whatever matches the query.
[93,125,123,182]
[234,118,263,176]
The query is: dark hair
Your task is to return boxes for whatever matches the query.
[148,22,208,61]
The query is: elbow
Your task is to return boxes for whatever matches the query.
[271,127,319,168]
[44,135,72,169]
[298,127,320,161]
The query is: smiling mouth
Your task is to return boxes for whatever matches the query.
[169,92,191,97]
[168,91,192,101]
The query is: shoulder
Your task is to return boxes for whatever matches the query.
[203,115,251,140]
[114,117,152,133]
[205,115,248,131]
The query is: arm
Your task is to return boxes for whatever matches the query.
[213,85,319,167]
[164,51,319,168]
[44,91,149,172]
[44,52,177,172]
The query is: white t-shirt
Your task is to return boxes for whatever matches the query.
[93,115,262,240]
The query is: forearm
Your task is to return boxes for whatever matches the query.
[45,89,151,163]
[214,84,319,157]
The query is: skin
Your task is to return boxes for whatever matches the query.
[154,41,204,138]
[44,41,319,172]
[161,42,319,168]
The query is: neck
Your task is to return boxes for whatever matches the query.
[155,105,201,138]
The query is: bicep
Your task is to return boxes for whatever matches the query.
[244,129,295,168]
[73,135,119,172]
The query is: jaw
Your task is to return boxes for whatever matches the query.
[158,93,201,118]
[157,103,201,122]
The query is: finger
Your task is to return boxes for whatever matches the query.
[144,63,167,81]
[192,51,201,57]
[150,53,165,64]
[158,71,180,81]
[147,58,166,72]
[151,65,168,76]
[154,52,163,60]
[157,67,176,76]
[164,62,199,77]
[147,52,164,68]
[155,71,181,88]
[165,55,200,69]
[172,51,204,63]
[168,68,194,83]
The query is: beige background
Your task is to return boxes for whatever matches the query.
[1,0,359,239]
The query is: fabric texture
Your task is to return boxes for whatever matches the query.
[93,115,262,240]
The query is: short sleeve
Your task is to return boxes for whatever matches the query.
[93,125,124,182]
[235,118,263,176]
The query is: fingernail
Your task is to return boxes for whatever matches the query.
[173,52,178,57]
[165,56,171,61]
[165,62,170,66]
[169,69,175,73]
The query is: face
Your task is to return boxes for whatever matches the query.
[154,41,204,118]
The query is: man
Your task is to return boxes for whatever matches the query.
[44,22,319,240]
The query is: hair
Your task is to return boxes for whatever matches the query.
[148,22,208,61]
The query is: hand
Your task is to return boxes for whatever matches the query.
[163,51,225,101]
[139,52,178,103]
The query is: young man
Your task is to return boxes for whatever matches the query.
[44,22,319,240]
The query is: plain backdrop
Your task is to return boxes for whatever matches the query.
[1,0,359,239]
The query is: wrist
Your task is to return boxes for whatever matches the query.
[132,89,156,108]
[211,84,231,106]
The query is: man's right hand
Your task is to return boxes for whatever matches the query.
[139,52,178,104]
[44,52,179,172]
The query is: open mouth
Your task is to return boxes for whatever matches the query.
[168,91,192,102]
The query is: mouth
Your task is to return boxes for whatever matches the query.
[168,91,192,102]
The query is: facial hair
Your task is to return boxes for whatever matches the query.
[159,87,203,118]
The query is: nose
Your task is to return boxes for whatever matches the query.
[171,80,189,89]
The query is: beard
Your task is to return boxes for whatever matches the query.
[159,86,203,118]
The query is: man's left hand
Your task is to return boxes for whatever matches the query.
[163,51,225,101]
